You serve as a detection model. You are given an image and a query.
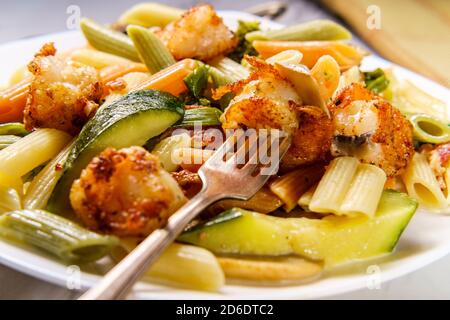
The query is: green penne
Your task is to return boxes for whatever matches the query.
[127,25,175,74]
[0,135,21,150]
[0,210,119,263]
[245,19,352,42]
[23,139,75,210]
[409,114,450,144]
[176,107,223,127]
[208,56,250,82]
[80,18,140,62]
[0,123,29,136]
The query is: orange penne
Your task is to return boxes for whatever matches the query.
[99,62,147,83]
[0,77,31,122]
[253,40,367,70]
[135,59,197,96]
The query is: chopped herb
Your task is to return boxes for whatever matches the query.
[364,68,389,94]
[184,65,209,99]
[228,20,260,63]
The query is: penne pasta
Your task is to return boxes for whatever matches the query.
[80,18,140,62]
[208,66,234,86]
[0,129,72,180]
[253,40,366,71]
[0,186,21,214]
[0,77,31,123]
[70,48,137,69]
[298,183,318,211]
[408,114,450,144]
[134,59,198,96]
[127,25,176,74]
[118,3,183,28]
[217,256,322,282]
[340,164,387,217]
[311,55,341,101]
[270,165,325,212]
[309,157,359,215]
[210,187,284,214]
[245,20,351,42]
[151,133,192,172]
[0,210,118,262]
[402,153,447,209]
[0,135,21,150]
[266,50,303,65]
[208,56,250,82]
[23,139,75,210]
[115,240,224,291]
[9,65,31,86]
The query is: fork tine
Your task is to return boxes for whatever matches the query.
[240,129,274,174]
[208,129,241,165]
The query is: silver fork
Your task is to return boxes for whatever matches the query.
[80,129,291,300]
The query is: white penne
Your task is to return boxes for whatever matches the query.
[402,153,447,209]
[444,168,450,205]
[152,133,192,172]
[0,129,72,180]
[70,49,135,69]
[340,164,387,217]
[115,240,224,291]
[0,186,21,214]
[208,56,250,82]
[23,139,75,210]
[118,3,183,28]
[309,157,359,214]
[298,183,318,211]
[122,72,152,92]
[266,50,303,65]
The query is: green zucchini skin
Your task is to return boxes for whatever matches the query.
[47,90,184,215]
[179,190,418,266]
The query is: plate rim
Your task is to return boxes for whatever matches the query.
[0,10,449,300]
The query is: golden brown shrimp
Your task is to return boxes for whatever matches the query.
[329,83,414,177]
[215,57,301,135]
[24,43,104,135]
[157,5,238,61]
[281,106,333,170]
[70,146,186,237]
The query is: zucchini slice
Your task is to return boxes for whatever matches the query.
[179,190,417,266]
[48,90,184,214]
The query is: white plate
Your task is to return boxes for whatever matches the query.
[1,11,450,300]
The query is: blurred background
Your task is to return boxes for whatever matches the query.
[0,0,448,87]
[0,0,449,299]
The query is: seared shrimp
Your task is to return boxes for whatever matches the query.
[281,106,333,170]
[157,5,238,61]
[215,57,301,135]
[24,43,103,135]
[329,83,414,177]
[70,146,186,237]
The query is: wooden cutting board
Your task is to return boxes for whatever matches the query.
[322,0,450,88]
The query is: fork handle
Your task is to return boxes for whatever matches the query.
[79,188,222,300]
